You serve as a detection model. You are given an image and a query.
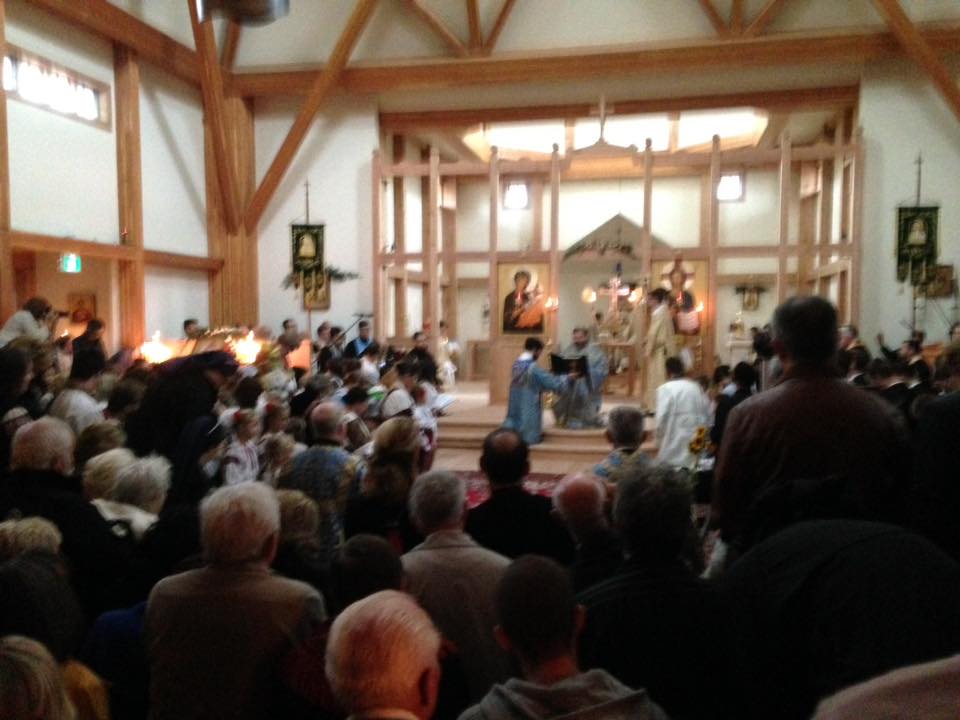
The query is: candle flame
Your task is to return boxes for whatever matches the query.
[140,331,173,365]
[232,331,263,366]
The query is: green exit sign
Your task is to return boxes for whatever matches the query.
[59,253,82,273]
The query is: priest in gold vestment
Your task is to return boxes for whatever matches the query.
[644,288,676,411]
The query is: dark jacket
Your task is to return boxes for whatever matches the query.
[466,485,574,564]
[713,365,910,550]
[720,520,960,720]
[912,391,960,560]
[710,386,752,447]
[578,560,748,720]
[0,469,138,617]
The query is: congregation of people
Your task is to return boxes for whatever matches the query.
[1,293,960,719]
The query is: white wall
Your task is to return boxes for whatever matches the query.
[859,58,960,345]
[255,96,378,336]
[140,64,207,256]
[6,1,118,243]
[144,267,209,340]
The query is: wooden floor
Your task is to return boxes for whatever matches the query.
[434,381,651,475]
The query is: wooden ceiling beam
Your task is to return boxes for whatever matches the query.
[744,0,790,37]
[731,0,745,35]
[871,0,960,123]
[379,85,860,131]
[484,0,516,53]
[698,0,731,37]
[221,20,241,70]
[228,24,960,97]
[28,0,199,85]
[402,0,469,57]
[243,0,377,233]
[466,0,482,50]
[189,0,241,234]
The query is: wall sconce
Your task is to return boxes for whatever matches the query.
[628,288,642,305]
[581,286,597,304]
[544,296,559,311]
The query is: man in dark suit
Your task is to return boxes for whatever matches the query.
[466,429,574,564]
[343,320,373,359]
[713,296,910,552]
[710,361,756,447]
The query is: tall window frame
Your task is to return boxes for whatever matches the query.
[2,43,112,131]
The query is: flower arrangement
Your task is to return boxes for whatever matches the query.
[688,425,716,471]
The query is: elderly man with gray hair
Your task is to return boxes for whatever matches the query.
[593,405,650,480]
[402,470,512,702]
[146,483,324,720]
[326,589,442,720]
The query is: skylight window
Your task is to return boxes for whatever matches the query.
[2,45,110,128]
[677,108,764,149]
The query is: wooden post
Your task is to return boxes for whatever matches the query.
[637,139,654,397]
[488,146,500,341]
[531,178,544,251]
[777,131,792,302]
[206,96,258,326]
[426,146,440,353]
[114,44,146,347]
[441,178,458,338]
[706,135,721,376]
[372,150,383,340]
[549,145,561,344]
[849,127,864,325]
[0,0,14,322]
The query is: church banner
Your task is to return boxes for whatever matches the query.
[896,206,938,286]
[291,224,329,310]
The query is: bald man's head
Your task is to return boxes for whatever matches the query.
[310,401,345,442]
[480,429,529,486]
[553,474,607,538]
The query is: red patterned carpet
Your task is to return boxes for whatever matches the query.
[457,471,566,509]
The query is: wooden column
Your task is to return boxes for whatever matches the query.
[441,178,458,338]
[372,150,384,340]
[206,96,258,326]
[392,136,407,339]
[0,0,14,322]
[488,146,500,341]
[531,178,544,251]
[426,146,440,352]
[849,128,864,325]
[637,139,654,397]
[548,145,561,343]
[777,131,792,302]
[706,135,721,376]
[114,45,146,347]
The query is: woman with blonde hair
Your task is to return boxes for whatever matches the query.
[344,417,422,552]
[0,635,75,720]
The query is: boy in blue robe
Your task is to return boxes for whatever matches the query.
[503,337,572,445]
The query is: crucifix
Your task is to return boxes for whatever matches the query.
[590,95,613,143]
[595,262,627,316]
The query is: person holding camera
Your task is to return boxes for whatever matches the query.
[0,297,60,349]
